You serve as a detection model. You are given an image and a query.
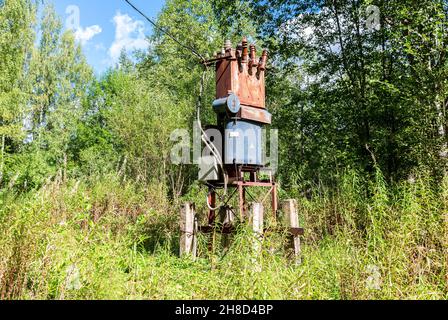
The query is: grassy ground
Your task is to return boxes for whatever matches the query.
[0,171,447,300]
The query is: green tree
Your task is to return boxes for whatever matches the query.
[12,4,93,189]
[220,0,448,186]
[0,0,35,187]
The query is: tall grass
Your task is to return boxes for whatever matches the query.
[0,170,446,300]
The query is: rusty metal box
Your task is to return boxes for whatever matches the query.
[213,38,268,111]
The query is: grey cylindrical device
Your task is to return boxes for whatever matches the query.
[212,93,241,115]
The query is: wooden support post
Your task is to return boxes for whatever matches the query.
[180,202,198,259]
[252,203,264,236]
[250,203,264,271]
[219,206,235,251]
[281,199,302,265]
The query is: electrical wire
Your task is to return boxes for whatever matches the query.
[124,0,207,64]
[206,192,221,211]
[196,70,228,196]
[123,0,228,204]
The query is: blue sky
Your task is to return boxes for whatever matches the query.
[50,0,166,75]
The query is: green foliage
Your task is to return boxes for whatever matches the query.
[235,0,448,185]
[0,2,93,190]
[0,171,446,299]
[1,0,448,300]
[0,0,35,186]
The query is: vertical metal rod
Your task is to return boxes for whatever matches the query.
[238,183,245,221]
[242,37,249,65]
[208,189,216,225]
[208,190,217,253]
[272,183,278,221]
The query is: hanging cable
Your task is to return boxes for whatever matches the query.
[124,0,207,64]
[206,192,221,211]
[196,70,228,196]
[123,0,228,200]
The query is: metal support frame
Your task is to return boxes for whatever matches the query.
[198,169,280,257]
[204,174,278,228]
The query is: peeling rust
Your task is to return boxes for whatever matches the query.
[204,38,268,110]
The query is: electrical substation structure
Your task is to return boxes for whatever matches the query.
[180,38,304,262]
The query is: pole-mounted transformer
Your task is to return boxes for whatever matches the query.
[198,37,277,223]
[185,37,304,259]
[121,1,305,260]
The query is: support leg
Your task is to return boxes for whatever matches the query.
[250,203,264,271]
[180,202,197,259]
[281,199,302,265]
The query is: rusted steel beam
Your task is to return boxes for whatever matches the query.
[208,189,217,225]
[209,180,275,188]
[234,181,276,188]
[272,182,278,216]
[239,105,272,124]
[248,44,257,75]
[257,50,268,78]
[238,183,246,220]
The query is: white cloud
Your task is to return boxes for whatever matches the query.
[109,12,149,63]
[74,25,102,45]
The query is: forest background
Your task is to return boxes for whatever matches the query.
[0,0,447,299]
